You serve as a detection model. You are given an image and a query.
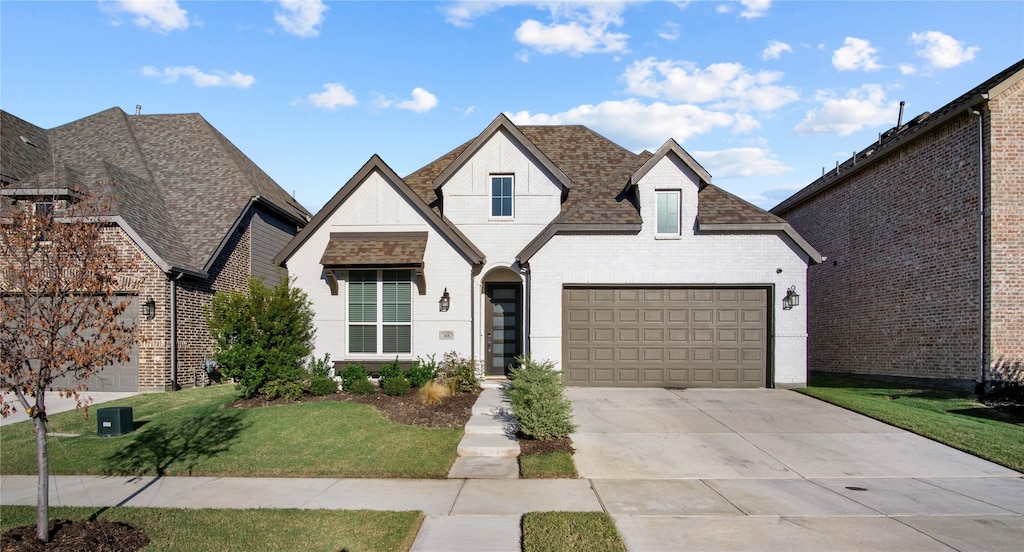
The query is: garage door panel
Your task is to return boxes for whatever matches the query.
[563,287,767,388]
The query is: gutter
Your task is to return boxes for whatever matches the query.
[169,271,184,391]
[972,107,986,390]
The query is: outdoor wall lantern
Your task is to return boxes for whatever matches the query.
[439,288,450,312]
[142,296,157,319]
[782,286,800,310]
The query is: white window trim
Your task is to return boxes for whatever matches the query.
[655,189,681,238]
[346,269,414,358]
[489,174,515,220]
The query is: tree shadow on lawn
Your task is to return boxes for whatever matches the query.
[102,408,248,476]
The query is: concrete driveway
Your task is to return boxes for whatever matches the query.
[568,387,1024,551]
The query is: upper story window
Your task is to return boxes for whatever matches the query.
[491,175,514,218]
[34,202,54,242]
[348,269,412,355]
[656,190,680,236]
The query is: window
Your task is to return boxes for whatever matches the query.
[348,269,412,355]
[656,191,680,235]
[33,202,54,242]
[491,175,514,217]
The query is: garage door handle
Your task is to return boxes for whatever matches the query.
[487,332,492,353]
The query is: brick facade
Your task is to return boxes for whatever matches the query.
[987,77,1024,383]
[777,69,1024,390]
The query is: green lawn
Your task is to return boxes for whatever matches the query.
[0,506,422,552]
[519,451,578,479]
[0,385,462,478]
[798,375,1024,472]
[522,512,626,552]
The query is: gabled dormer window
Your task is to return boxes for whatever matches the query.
[656,190,680,236]
[491,175,514,218]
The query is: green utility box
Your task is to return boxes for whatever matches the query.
[97,406,134,437]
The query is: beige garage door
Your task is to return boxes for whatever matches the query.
[50,296,139,392]
[563,287,768,388]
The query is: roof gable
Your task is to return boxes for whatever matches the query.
[431,114,571,194]
[275,155,485,267]
[628,139,712,190]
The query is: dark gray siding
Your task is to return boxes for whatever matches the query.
[251,207,299,286]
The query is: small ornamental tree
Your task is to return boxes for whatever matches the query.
[0,185,138,542]
[206,277,315,398]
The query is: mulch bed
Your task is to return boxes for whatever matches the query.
[517,435,575,455]
[2,520,149,552]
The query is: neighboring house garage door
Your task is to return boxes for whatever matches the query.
[563,287,768,388]
[50,296,139,392]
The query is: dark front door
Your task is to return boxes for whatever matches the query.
[485,284,521,376]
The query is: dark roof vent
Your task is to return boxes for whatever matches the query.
[19,135,36,147]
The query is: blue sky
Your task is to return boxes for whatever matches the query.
[2,1,1021,212]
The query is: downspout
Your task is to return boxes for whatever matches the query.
[972,108,985,391]
[169,272,184,391]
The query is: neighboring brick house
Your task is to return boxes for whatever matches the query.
[772,59,1024,392]
[278,114,820,388]
[1,107,310,392]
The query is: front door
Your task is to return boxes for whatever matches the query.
[485,284,521,376]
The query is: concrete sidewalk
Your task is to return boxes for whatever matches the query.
[2,473,1022,551]
[3,387,1023,551]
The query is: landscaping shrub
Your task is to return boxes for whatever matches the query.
[309,376,338,396]
[307,352,332,378]
[407,355,438,388]
[378,357,404,386]
[508,355,576,440]
[437,351,480,394]
[261,378,306,401]
[418,380,451,405]
[382,375,411,397]
[206,277,315,398]
[341,363,370,391]
[346,378,376,395]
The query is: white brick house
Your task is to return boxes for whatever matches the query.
[277,115,820,388]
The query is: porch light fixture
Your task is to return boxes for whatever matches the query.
[142,296,156,319]
[782,286,800,310]
[439,288,450,312]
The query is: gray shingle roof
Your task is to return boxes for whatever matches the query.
[1,107,310,275]
[404,118,778,228]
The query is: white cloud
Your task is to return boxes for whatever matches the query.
[761,40,792,60]
[106,0,189,33]
[396,88,439,113]
[306,83,357,109]
[141,65,255,88]
[691,147,792,178]
[507,99,752,151]
[910,31,979,69]
[657,22,680,41]
[716,4,733,14]
[795,84,897,136]
[441,1,518,27]
[899,63,917,75]
[622,58,799,111]
[515,3,629,56]
[832,37,883,71]
[275,0,328,38]
[740,0,772,19]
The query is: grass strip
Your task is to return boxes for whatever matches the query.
[522,511,626,552]
[0,385,461,478]
[519,451,578,479]
[797,374,1024,472]
[0,506,422,552]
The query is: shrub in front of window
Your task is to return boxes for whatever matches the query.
[382,375,411,396]
[507,355,576,441]
[341,363,370,392]
[346,377,376,395]
[437,351,480,394]
[407,355,439,388]
[206,277,315,399]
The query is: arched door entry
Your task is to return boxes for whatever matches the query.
[484,283,521,376]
